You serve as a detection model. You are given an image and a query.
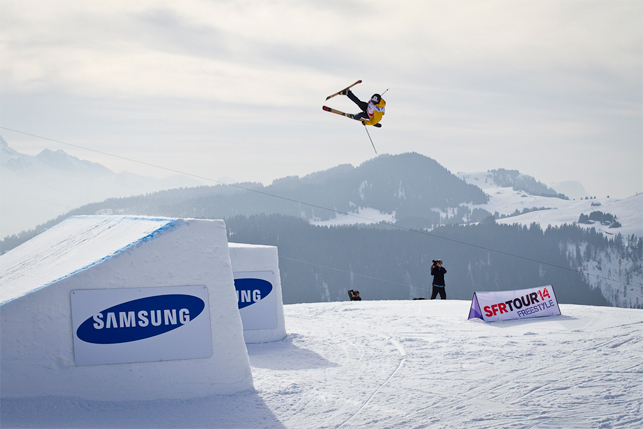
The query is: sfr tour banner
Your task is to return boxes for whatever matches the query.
[468,285,561,322]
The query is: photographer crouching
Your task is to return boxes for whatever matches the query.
[430,259,447,300]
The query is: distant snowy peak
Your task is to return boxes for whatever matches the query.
[456,172,493,189]
[457,169,642,239]
[1,136,113,176]
[0,136,203,238]
[0,135,27,166]
[458,169,567,199]
[0,135,11,149]
[35,149,113,176]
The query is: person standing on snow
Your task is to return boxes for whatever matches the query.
[340,89,386,127]
[430,259,447,300]
[348,289,362,301]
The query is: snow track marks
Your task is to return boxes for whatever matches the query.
[249,301,643,429]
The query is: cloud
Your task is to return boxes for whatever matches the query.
[0,0,640,198]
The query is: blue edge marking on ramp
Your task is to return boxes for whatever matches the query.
[0,216,180,306]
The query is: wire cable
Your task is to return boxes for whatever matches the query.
[278,255,433,294]
[2,125,639,288]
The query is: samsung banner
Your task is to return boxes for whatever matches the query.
[234,271,278,330]
[71,285,213,366]
[468,285,561,322]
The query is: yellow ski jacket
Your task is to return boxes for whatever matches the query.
[363,98,386,126]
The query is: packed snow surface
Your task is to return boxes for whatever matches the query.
[3,300,642,428]
[0,216,177,305]
[310,207,395,227]
[1,215,253,401]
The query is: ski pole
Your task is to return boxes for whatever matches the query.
[363,124,377,154]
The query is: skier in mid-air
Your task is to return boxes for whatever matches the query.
[339,89,386,128]
[322,80,386,128]
[322,80,385,153]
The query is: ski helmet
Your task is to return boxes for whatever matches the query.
[371,94,381,104]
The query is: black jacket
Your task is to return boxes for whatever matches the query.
[431,266,447,286]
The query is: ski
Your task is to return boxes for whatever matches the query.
[322,106,364,122]
[325,80,362,100]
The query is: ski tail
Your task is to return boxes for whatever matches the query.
[322,106,369,123]
[322,106,362,121]
[323,106,374,125]
[325,80,362,100]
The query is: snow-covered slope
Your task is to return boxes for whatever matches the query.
[0,216,177,305]
[311,207,396,227]
[459,171,642,238]
[2,300,641,428]
[301,171,642,310]
[457,173,642,309]
[309,169,641,240]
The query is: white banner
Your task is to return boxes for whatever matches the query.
[468,285,561,322]
[234,271,278,330]
[71,285,212,366]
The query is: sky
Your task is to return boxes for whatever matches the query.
[1,0,641,199]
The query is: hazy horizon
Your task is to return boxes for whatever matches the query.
[1,1,641,199]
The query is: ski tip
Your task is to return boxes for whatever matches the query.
[322,106,330,111]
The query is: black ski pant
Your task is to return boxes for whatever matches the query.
[346,90,369,121]
[430,285,446,300]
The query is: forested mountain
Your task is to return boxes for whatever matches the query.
[0,152,482,248]
[226,214,618,307]
[3,152,640,308]
[37,153,486,223]
[2,152,488,236]
[487,168,568,199]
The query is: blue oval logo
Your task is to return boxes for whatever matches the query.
[77,294,205,344]
[235,279,273,309]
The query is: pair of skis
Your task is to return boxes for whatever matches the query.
[322,105,360,121]
[322,80,364,121]
[322,80,377,154]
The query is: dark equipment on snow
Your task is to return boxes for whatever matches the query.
[348,289,361,301]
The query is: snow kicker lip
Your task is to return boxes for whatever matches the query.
[235,278,273,309]
[76,294,205,344]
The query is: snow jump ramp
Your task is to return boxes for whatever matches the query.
[0,215,254,401]
[229,243,287,344]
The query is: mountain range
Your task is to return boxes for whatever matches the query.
[2,143,641,309]
[0,136,202,237]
